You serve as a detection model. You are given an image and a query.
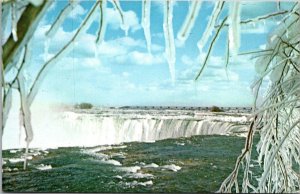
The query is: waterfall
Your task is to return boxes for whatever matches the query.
[3,105,249,149]
[55,111,248,147]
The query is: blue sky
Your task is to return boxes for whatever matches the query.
[26,0,294,107]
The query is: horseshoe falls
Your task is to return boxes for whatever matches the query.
[59,109,249,146]
[3,106,254,193]
[3,106,249,149]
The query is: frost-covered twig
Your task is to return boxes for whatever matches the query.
[46,0,78,38]
[195,17,227,80]
[197,1,224,53]
[96,0,107,45]
[219,3,300,192]
[218,116,257,193]
[215,10,289,28]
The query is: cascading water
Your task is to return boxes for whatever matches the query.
[56,109,248,147]
[3,104,249,149]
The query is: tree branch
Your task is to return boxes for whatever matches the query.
[215,10,289,28]
[3,1,52,71]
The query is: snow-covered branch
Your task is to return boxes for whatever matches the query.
[197,1,224,53]
[215,10,289,28]
[28,1,100,105]
[96,0,107,45]
[195,17,228,80]
[3,0,52,71]
[46,0,78,38]
[177,0,202,43]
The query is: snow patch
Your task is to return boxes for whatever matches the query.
[102,159,122,166]
[119,166,141,173]
[144,163,159,168]
[36,164,52,170]
[162,164,181,172]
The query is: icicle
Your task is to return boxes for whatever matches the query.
[228,1,241,56]
[141,0,152,53]
[19,108,24,145]
[19,75,33,144]
[11,1,18,41]
[3,90,12,129]
[177,1,202,44]
[111,0,129,36]
[46,0,78,38]
[96,0,107,45]
[197,1,224,53]
[163,0,176,82]
[18,74,33,170]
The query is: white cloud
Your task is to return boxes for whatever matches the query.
[181,55,195,66]
[81,57,102,68]
[130,51,164,65]
[106,8,141,34]
[69,4,87,19]
[115,51,165,65]
[178,54,244,82]
[122,72,130,77]
[151,44,164,52]
[259,44,266,50]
